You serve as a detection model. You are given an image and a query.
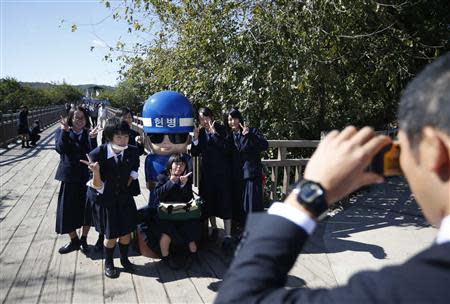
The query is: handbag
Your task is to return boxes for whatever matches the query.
[158,198,203,221]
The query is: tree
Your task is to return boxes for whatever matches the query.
[103,0,450,139]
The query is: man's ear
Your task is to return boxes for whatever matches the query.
[421,127,450,181]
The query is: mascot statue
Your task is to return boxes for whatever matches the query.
[136,91,194,257]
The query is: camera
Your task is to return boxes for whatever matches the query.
[368,141,402,176]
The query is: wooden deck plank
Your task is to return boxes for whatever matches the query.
[0,152,59,254]
[5,186,59,304]
[131,256,169,304]
[72,232,104,304]
[0,170,59,303]
[0,143,58,223]
[39,236,78,304]
[0,127,56,185]
[103,250,138,304]
[155,263,205,304]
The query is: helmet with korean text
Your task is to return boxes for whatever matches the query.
[142,91,194,134]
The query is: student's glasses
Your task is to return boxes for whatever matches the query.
[147,133,189,144]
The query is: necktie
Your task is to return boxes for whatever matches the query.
[117,154,122,165]
[234,132,241,148]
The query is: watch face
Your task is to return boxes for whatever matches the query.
[299,182,324,203]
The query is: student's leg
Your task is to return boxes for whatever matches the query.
[160,233,171,257]
[223,219,232,238]
[58,230,80,254]
[79,225,90,253]
[103,238,119,278]
[21,134,26,148]
[118,234,135,271]
[209,216,219,241]
[188,241,197,253]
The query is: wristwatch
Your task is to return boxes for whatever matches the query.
[293,180,329,218]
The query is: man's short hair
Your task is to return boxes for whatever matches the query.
[398,53,450,145]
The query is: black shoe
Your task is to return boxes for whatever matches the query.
[94,237,104,251]
[221,237,234,256]
[209,228,219,242]
[58,239,80,254]
[80,237,89,254]
[104,264,119,279]
[120,259,136,273]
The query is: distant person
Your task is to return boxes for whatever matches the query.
[64,103,71,115]
[82,117,139,279]
[97,103,107,128]
[115,107,145,155]
[155,153,201,269]
[29,120,41,146]
[17,105,30,148]
[225,108,268,235]
[54,106,98,255]
[90,104,98,127]
[216,54,450,303]
[190,107,233,252]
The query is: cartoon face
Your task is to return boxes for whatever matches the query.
[145,133,191,155]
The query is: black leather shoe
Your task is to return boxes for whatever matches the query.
[80,237,89,254]
[120,259,136,273]
[58,240,80,254]
[104,265,119,279]
[221,237,235,256]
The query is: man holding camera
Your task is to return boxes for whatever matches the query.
[216,54,450,303]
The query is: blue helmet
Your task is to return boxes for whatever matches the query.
[142,91,194,134]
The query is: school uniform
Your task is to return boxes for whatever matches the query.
[54,128,97,234]
[228,128,268,223]
[86,144,139,239]
[216,211,450,303]
[17,111,29,135]
[155,172,201,244]
[29,125,41,145]
[190,123,232,219]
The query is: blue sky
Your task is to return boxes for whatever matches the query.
[1,0,149,86]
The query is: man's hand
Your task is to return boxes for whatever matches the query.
[302,126,391,206]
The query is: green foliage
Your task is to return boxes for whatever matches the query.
[0,78,83,112]
[104,0,450,139]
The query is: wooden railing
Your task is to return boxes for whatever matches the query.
[262,140,319,201]
[0,105,66,148]
[106,106,319,203]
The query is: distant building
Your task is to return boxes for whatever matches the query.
[85,86,104,99]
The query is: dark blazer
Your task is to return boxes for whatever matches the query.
[87,144,140,206]
[190,123,231,177]
[54,128,98,183]
[155,173,193,203]
[216,213,450,303]
[229,128,268,180]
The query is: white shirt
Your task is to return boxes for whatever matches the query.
[435,214,450,245]
[268,203,450,245]
[86,143,138,193]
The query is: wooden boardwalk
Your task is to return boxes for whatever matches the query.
[0,124,435,303]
